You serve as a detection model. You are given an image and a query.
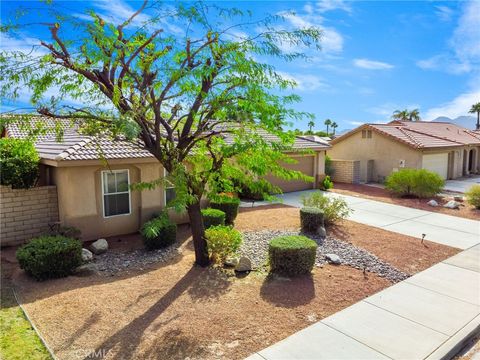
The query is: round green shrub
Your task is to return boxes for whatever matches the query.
[301,191,352,225]
[269,235,317,276]
[465,184,480,209]
[300,207,325,233]
[385,168,444,198]
[205,225,242,263]
[209,196,241,225]
[201,208,226,229]
[16,236,82,281]
[141,214,177,250]
[0,138,39,189]
[320,175,333,190]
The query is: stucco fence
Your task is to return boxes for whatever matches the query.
[0,185,59,247]
[330,159,361,184]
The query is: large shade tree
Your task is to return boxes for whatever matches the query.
[0,1,322,265]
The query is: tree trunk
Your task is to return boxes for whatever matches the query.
[477,112,479,130]
[187,201,210,266]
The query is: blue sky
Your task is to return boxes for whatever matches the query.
[1,0,479,132]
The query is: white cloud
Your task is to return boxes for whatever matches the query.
[353,58,394,70]
[435,5,454,22]
[367,102,420,117]
[424,89,480,120]
[416,54,471,74]
[91,0,150,25]
[349,121,365,126]
[315,0,352,14]
[277,71,329,91]
[0,33,44,56]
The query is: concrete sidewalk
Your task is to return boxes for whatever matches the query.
[277,190,480,250]
[247,244,480,360]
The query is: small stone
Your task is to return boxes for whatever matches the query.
[454,196,463,202]
[427,199,438,207]
[444,200,460,209]
[74,263,99,277]
[325,253,341,265]
[318,226,327,238]
[224,257,239,267]
[234,256,252,272]
[81,248,93,262]
[90,238,108,254]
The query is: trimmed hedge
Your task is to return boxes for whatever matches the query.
[210,196,241,225]
[16,236,82,281]
[205,225,242,263]
[269,235,317,276]
[385,168,444,198]
[201,208,226,229]
[141,213,177,250]
[465,184,480,209]
[0,138,39,189]
[300,207,325,233]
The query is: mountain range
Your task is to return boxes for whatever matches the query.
[432,115,478,130]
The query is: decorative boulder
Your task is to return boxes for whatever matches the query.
[81,248,93,262]
[74,263,99,277]
[325,253,341,265]
[318,226,327,238]
[90,238,108,255]
[427,199,438,207]
[224,257,239,267]
[235,256,252,272]
[444,200,460,209]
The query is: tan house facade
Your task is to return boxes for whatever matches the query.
[4,117,329,241]
[329,121,480,183]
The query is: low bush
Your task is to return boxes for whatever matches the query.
[141,213,177,250]
[209,195,241,225]
[16,236,82,280]
[46,225,81,239]
[301,191,352,225]
[320,175,333,190]
[0,138,39,189]
[205,225,242,263]
[300,207,325,233]
[465,184,480,209]
[269,235,317,276]
[201,208,226,229]
[385,168,444,198]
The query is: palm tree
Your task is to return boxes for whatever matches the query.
[392,109,410,121]
[469,102,480,130]
[408,109,421,121]
[331,122,338,135]
[324,118,332,134]
[307,120,315,133]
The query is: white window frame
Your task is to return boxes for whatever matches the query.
[101,169,131,218]
[163,168,175,206]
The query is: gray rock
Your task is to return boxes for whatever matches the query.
[444,200,460,209]
[74,263,99,277]
[224,257,239,267]
[454,196,463,202]
[81,248,93,262]
[325,253,341,265]
[318,226,327,238]
[427,199,438,207]
[235,256,252,272]
[90,238,108,254]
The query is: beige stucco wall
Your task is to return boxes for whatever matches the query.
[329,131,422,182]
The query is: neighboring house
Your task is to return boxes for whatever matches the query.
[329,120,480,183]
[3,116,329,241]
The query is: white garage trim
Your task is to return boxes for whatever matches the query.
[422,153,448,179]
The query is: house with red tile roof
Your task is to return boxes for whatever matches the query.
[328,120,480,183]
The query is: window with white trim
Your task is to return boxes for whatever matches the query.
[164,169,176,205]
[102,170,131,217]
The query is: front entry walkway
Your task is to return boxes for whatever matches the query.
[278,190,480,250]
[247,244,480,360]
[445,175,480,194]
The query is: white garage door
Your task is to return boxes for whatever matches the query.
[422,153,448,179]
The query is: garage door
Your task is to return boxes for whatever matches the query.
[265,156,315,192]
[422,153,448,179]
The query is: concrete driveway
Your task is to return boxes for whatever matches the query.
[444,175,480,193]
[278,190,480,250]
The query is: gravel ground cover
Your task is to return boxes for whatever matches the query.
[240,229,409,282]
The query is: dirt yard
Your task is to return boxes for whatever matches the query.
[332,183,479,220]
[8,205,459,360]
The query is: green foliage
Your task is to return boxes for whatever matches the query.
[268,235,317,276]
[300,207,324,234]
[140,213,177,250]
[301,191,352,225]
[209,195,241,225]
[205,225,242,263]
[321,175,333,190]
[385,169,444,198]
[46,225,81,239]
[201,208,226,229]
[16,236,82,281]
[236,178,280,201]
[465,184,480,209]
[0,138,39,189]
[325,155,335,177]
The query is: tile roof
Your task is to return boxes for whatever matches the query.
[332,120,480,149]
[4,115,328,162]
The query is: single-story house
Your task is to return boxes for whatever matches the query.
[3,116,329,241]
[328,120,480,183]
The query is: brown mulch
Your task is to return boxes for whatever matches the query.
[332,183,480,220]
[8,205,459,360]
